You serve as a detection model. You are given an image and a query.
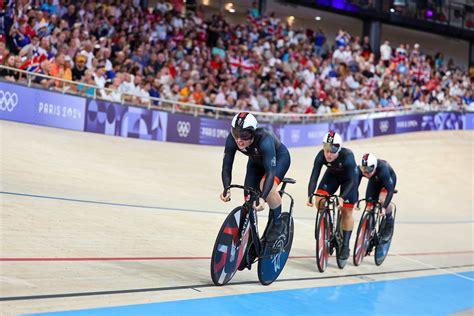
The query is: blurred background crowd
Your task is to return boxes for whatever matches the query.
[0,0,472,115]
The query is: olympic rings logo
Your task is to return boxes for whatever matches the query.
[379,120,390,133]
[177,121,191,137]
[0,90,19,112]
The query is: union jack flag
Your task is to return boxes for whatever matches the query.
[19,54,47,73]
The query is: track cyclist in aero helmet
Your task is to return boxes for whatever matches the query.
[307,131,359,260]
[231,111,258,144]
[358,153,398,241]
[221,112,292,257]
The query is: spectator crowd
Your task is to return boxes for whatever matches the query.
[0,0,473,114]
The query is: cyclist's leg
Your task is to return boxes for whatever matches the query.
[380,173,397,216]
[260,151,291,244]
[365,180,381,210]
[260,149,291,222]
[367,180,392,240]
[378,175,396,240]
[378,188,394,240]
[339,178,358,259]
[244,159,265,199]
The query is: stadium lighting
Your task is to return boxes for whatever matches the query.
[287,16,295,25]
[225,3,235,13]
[315,16,321,21]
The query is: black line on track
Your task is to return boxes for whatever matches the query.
[1,264,471,302]
[2,191,473,224]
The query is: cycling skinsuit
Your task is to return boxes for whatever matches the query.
[308,147,359,208]
[222,128,291,200]
[358,159,397,208]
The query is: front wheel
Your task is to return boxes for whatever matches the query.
[210,206,251,286]
[315,211,330,273]
[258,213,294,285]
[353,211,373,266]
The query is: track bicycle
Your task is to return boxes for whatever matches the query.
[210,178,296,286]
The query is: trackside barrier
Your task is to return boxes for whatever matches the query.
[0,81,472,147]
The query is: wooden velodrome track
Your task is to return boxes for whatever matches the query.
[0,120,472,315]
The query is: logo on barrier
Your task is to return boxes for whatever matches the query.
[0,90,19,112]
[291,129,300,143]
[379,120,389,133]
[177,121,191,137]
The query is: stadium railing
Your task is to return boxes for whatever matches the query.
[0,64,437,123]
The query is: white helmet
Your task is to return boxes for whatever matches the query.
[322,131,342,154]
[231,112,258,140]
[360,153,378,173]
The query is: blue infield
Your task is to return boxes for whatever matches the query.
[31,271,474,316]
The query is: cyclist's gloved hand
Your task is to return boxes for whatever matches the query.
[306,195,314,207]
[220,190,231,202]
[253,197,266,212]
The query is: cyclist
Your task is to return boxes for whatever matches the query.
[358,153,397,241]
[221,112,291,247]
[307,131,359,260]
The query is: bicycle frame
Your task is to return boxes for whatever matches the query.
[226,183,295,261]
[224,185,265,260]
[353,196,398,267]
[356,199,384,249]
[313,193,342,247]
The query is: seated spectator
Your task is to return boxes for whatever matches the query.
[50,54,73,90]
[77,69,96,98]
[0,41,10,65]
[72,54,87,82]
[33,60,55,88]
[0,55,20,82]
[93,65,107,89]
[100,77,122,103]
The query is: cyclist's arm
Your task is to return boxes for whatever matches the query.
[222,135,237,190]
[380,168,396,208]
[340,152,358,198]
[308,150,324,198]
[260,135,277,201]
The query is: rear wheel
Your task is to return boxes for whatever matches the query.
[353,211,373,266]
[335,211,347,269]
[210,206,251,286]
[315,211,330,272]
[375,207,396,266]
[258,213,294,285]
[374,235,392,266]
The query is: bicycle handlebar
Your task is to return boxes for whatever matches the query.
[224,184,261,199]
[356,198,382,209]
[310,193,341,207]
[356,189,398,209]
